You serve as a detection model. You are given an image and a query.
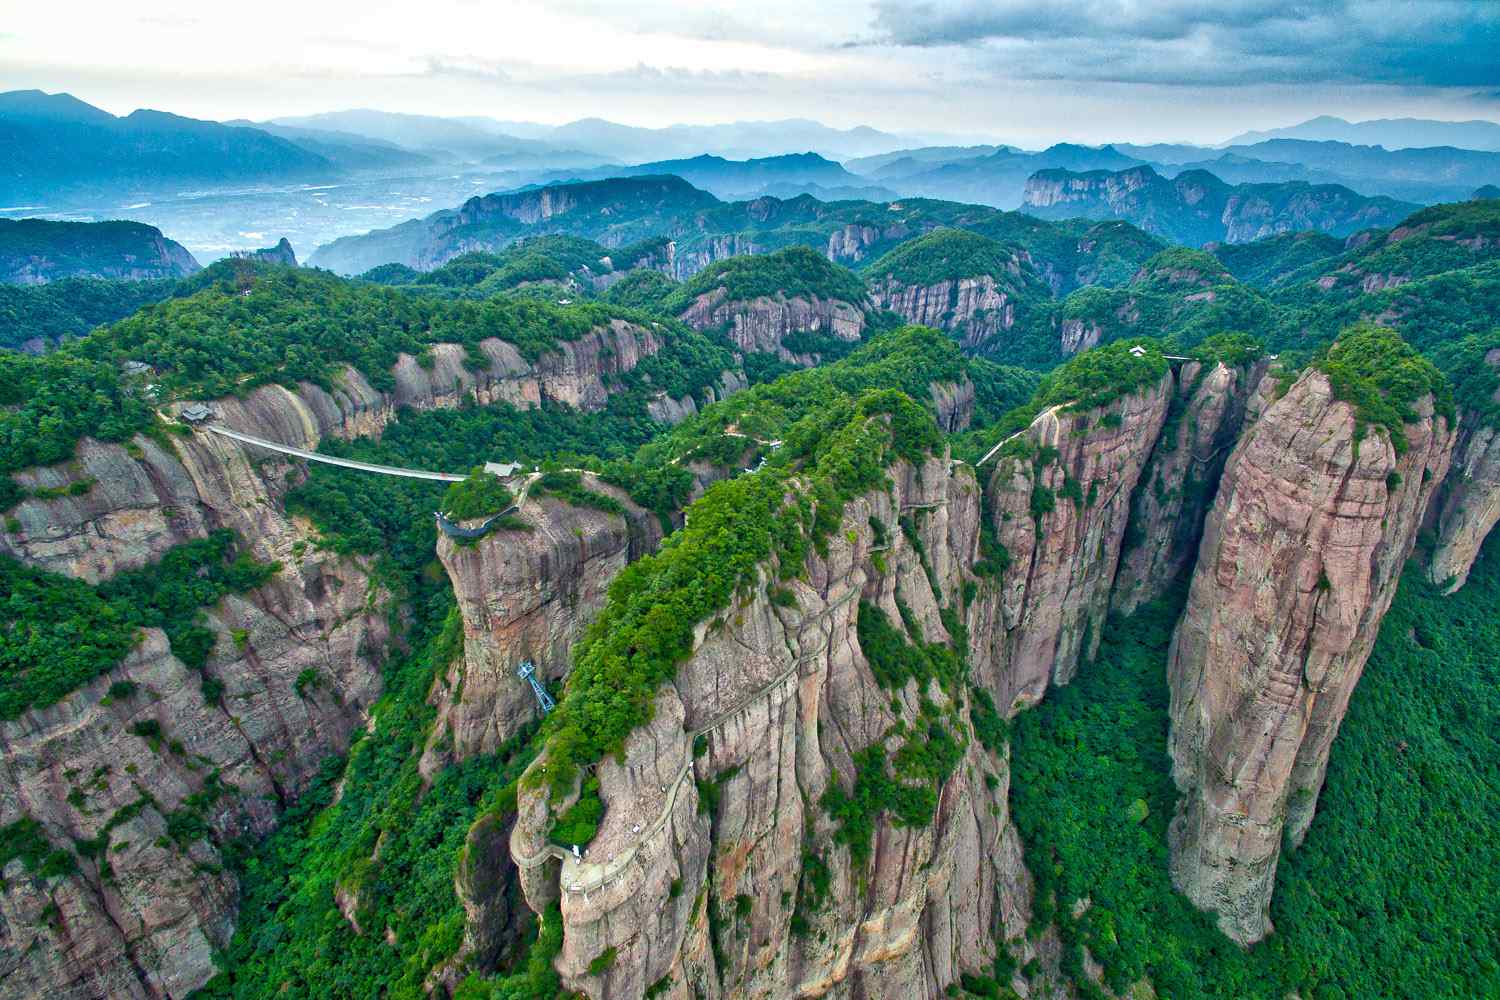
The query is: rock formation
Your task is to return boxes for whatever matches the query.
[969,374,1172,710]
[507,456,1030,1000]
[677,288,866,365]
[231,237,297,267]
[1112,357,1269,614]
[0,320,725,1000]
[1166,368,1454,944]
[0,218,200,285]
[869,274,1017,351]
[1429,347,1500,591]
[421,479,663,777]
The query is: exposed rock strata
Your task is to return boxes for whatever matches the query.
[1166,370,1454,944]
[869,275,1016,351]
[509,457,1031,1000]
[678,288,866,365]
[0,321,714,1000]
[1428,347,1500,591]
[1112,359,1268,615]
[969,375,1172,711]
[421,480,663,777]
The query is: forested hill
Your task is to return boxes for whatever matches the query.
[0,218,200,285]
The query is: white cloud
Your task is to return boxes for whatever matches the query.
[0,0,1495,143]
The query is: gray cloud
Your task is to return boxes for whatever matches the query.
[870,0,1500,88]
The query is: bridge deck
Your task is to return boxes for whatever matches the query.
[202,425,469,482]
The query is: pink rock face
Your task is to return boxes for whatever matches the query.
[1112,359,1268,616]
[422,479,663,776]
[677,288,867,364]
[1429,347,1500,592]
[970,374,1172,711]
[1166,370,1454,944]
[0,322,691,1000]
[869,275,1015,351]
[509,459,1032,1000]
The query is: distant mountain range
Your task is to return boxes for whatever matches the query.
[1224,115,1500,152]
[848,137,1500,208]
[0,90,333,205]
[1020,166,1418,246]
[270,110,911,165]
[307,164,1428,277]
[524,153,896,202]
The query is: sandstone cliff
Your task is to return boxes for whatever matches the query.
[507,457,1031,1000]
[1112,358,1269,614]
[969,374,1172,712]
[421,479,663,777]
[868,274,1017,352]
[1166,368,1454,944]
[1428,347,1500,591]
[678,288,867,366]
[0,320,719,1000]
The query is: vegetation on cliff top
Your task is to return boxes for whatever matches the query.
[863,227,1041,290]
[0,529,277,719]
[532,389,942,798]
[0,276,178,351]
[1315,322,1453,451]
[660,245,868,314]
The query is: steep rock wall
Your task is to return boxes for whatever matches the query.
[1165,370,1454,944]
[678,289,866,366]
[421,480,663,777]
[969,375,1172,712]
[1428,347,1500,591]
[868,275,1016,352]
[0,321,705,1000]
[508,458,1032,1000]
[1112,359,1268,615]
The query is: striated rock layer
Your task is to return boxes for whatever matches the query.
[1166,369,1454,944]
[508,457,1031,1000]
[971,374,1172,711]
[0,321,720,1000]
[421,479,663,778]
[1428,347,1500,592]
[677,288,867,366]
[868,274,1017,352]
[1112,358,1269,615]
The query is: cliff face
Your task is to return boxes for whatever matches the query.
[0,322,706,1000]
[1166,370,1454,944]
[0,219,201,285]
[508,457,1032,1000]
[678,288,867,365]
[1022,166,1418,246]
[1429,348,1500,591]
[868,275,1016,351]
[968,375,1173,711]
[1112,359,1269,615]
[421,480,663,778]
[825,221,916,266]
[231,238,297,267]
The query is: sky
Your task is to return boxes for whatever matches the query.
[2,0,1498,145]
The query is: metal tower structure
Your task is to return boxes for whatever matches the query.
[517,660,556,713]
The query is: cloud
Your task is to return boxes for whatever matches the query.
[869,0,1500,88]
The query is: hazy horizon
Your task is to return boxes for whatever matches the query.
[4,1,1498,147]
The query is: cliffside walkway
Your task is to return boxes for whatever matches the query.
[511,587,859,896]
